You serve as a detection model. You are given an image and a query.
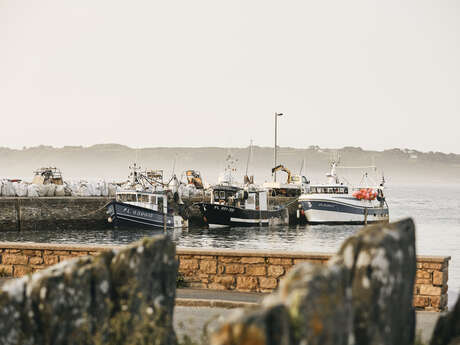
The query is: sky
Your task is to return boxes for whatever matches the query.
[1,0,459,153]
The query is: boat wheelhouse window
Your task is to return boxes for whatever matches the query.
[150,195,157,204]
[213,191,219,200]
[118,193,136,202]
[137,194,149,203]
[158,196,164,212]
[219,191,225,199]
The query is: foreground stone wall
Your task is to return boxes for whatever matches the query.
[0,236,177,345]
[0,242,450,311]
[211,218,418,345]
[0,197,111,231]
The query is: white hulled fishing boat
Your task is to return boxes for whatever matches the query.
[298,161,389,224]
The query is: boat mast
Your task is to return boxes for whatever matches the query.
[245,139,253,177]
[274,112,283,182]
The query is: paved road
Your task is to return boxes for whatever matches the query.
[175,289,441,344]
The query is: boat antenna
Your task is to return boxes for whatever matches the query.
[172,155,177,176]
[245,139,253,177]
[299,158,305,175]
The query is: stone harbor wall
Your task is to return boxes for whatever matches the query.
[0,197,112,231]
[0,195,301,231]
[0,236,177,345]
[0,241,450,312]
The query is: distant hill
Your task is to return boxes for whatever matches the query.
[1,144,459,185]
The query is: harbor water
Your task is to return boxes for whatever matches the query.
[0,184,459,303]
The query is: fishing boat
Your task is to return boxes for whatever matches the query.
[198,154,287,228]
[106,164,185,229]
[198,185,286,228]
[298,160,389,224]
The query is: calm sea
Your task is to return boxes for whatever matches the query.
[1,184,459,304]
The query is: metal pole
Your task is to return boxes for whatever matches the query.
[274,113,283,182]
[274,113,277,182]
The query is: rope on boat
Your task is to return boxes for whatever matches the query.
[32,197,113,219]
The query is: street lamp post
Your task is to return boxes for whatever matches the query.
[274,112,283,182]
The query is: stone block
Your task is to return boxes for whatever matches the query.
[224,264,245,274]
[195,255,216,260]
[0,264,13,276]
[59,255,76,262]
[208,283,228,290]
[218,256,241,263]
[245,265,266,276]
[44,255,59,265]
[268,258,293,265]
[431,295,447,309]
[413,296,429,307]
[70,251,89,256]
[213,276,235,289]
[179,259,199,270]
[419,284,442,296]
[29,257,44,265]
[2,254,28,265]
[416,279,432,285]
[268,265,285,278]
[433,270,446,286]
[416,270,431,279]
[422,262,443,270]
[241,257,265,264]
[200,260,217,274]
[236,276,259,291]
[22,250,43,257]
[259,277,277,290]
[44,250,70,255]
[13,265,33,277]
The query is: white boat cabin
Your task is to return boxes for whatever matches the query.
[116,190,168,213]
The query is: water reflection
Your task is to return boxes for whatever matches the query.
[0,224,360,253]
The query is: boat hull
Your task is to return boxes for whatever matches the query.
[298,197,389,225]
[198,203,285,228]
[106,201,182,229]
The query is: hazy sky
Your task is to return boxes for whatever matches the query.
[1,0,459,153]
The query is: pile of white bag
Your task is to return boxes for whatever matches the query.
[0,178,118,197]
